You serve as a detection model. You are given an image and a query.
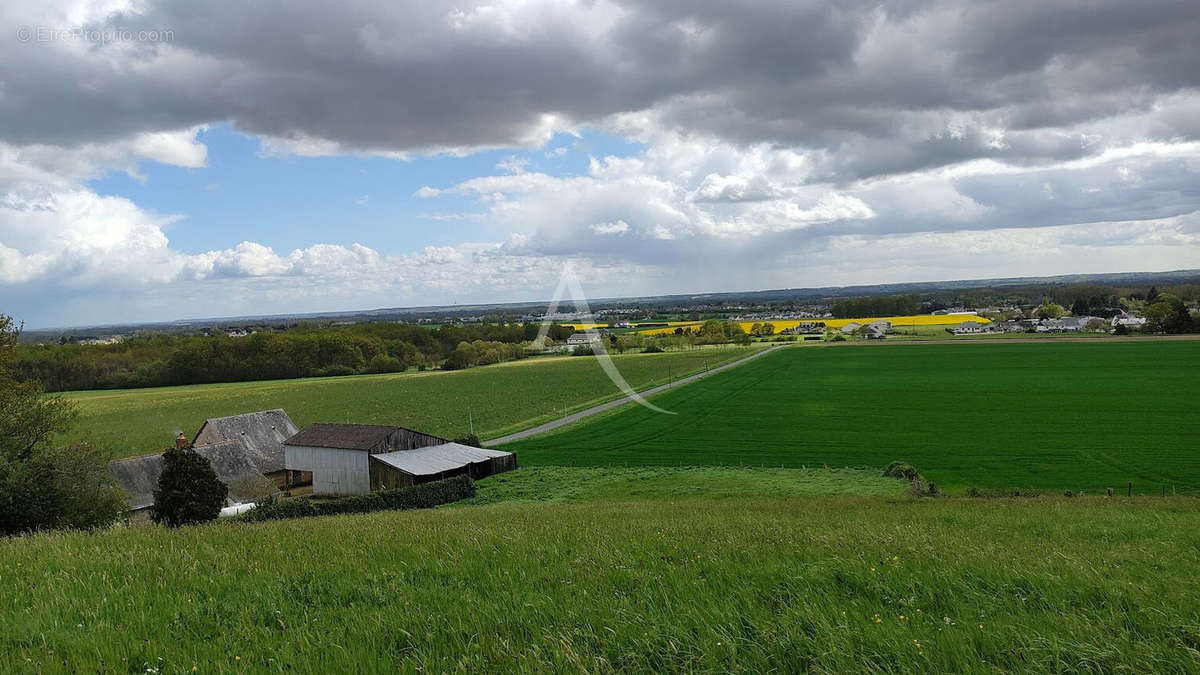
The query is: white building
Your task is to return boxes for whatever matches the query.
[566,332,602,346]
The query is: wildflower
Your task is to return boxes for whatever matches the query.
[899,615,906,620]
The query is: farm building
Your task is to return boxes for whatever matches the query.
[566,331,602,346]
[839,322,862,335]
[192,409,300,486]
[952,321,989,335]
[108,409,300,511]
[283,423,517,496]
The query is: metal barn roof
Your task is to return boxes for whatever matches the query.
[372,443,513,476]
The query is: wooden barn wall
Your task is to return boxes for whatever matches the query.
[382,428,449,452]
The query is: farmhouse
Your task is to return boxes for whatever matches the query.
[109,409,300,511]
[283,423,516,496]
[839,322,862,335]
[192,409,300,486]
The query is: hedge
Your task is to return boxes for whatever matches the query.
[241,475,476,523]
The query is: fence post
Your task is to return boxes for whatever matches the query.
[1127,482,1132,497]
[1106,488,1112,498]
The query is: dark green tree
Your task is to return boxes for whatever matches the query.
[150,447,228,527]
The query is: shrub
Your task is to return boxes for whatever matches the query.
[228,473,279,503]
[366,354,405,374]
[642,345,664,353]
[150,448,229,527]
[242,475,476,523]
[571,345,595,356]
[883,461,919,481]
[454,434,482,448]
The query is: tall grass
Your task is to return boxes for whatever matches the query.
[1,493,1197,672]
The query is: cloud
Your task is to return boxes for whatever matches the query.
[0,0,1195,176]
[1,0,1199,326]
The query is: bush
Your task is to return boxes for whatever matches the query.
[454,434,482,448]
[242,475,476,523]
[366,354,405,374]
[150,448,229,527]
[883,461,919,481]
[571,345,595,356]
[228,473,279,503]
[642,345,664,353]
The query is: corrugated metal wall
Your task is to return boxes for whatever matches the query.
[289,445,370,495]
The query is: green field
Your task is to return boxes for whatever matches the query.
[2,473,1196,672]
[462,465,907,504]
[504,341,1200,494]
[62,346,760,460]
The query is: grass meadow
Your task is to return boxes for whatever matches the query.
[1,478,1196,672]
[62,345,760,460]
[504,341,1200,494]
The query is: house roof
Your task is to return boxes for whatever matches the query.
[193,409,297,474]
[108,439,263,511]
[284,423,410,450]
[371,443,513,477]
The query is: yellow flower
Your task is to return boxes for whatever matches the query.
[899,615,906,620]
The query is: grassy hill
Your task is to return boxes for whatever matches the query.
[504,341,1200,494]
[1,472,1196,672]
[61,346,760,460]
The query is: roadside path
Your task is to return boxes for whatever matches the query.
[486,345,783,446]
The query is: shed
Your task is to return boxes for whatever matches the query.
[284,423,516,496]
[370,443,518,490]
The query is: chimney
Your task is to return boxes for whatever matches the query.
[175,432,188,450]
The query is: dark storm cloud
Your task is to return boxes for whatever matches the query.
[1,0,1199,177]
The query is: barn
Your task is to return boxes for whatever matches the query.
[283,423,517,496]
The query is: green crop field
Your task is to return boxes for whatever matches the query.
[504,341,1200,494]
[62,346,761,460]
[2,475,1197,672]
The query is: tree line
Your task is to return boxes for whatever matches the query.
[831,296,919,319]
[13,321,580,392]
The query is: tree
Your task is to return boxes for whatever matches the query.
[1070,298,1089,316]
[1147,286,1160,303]
[1037,301,1064,319]
[1143,294,1193,333]
[150,447,228,527]
[0,315,127,534]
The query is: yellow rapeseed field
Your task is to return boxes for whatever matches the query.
[633,315,990,336]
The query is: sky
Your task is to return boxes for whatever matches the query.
[2,1,1199,328]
